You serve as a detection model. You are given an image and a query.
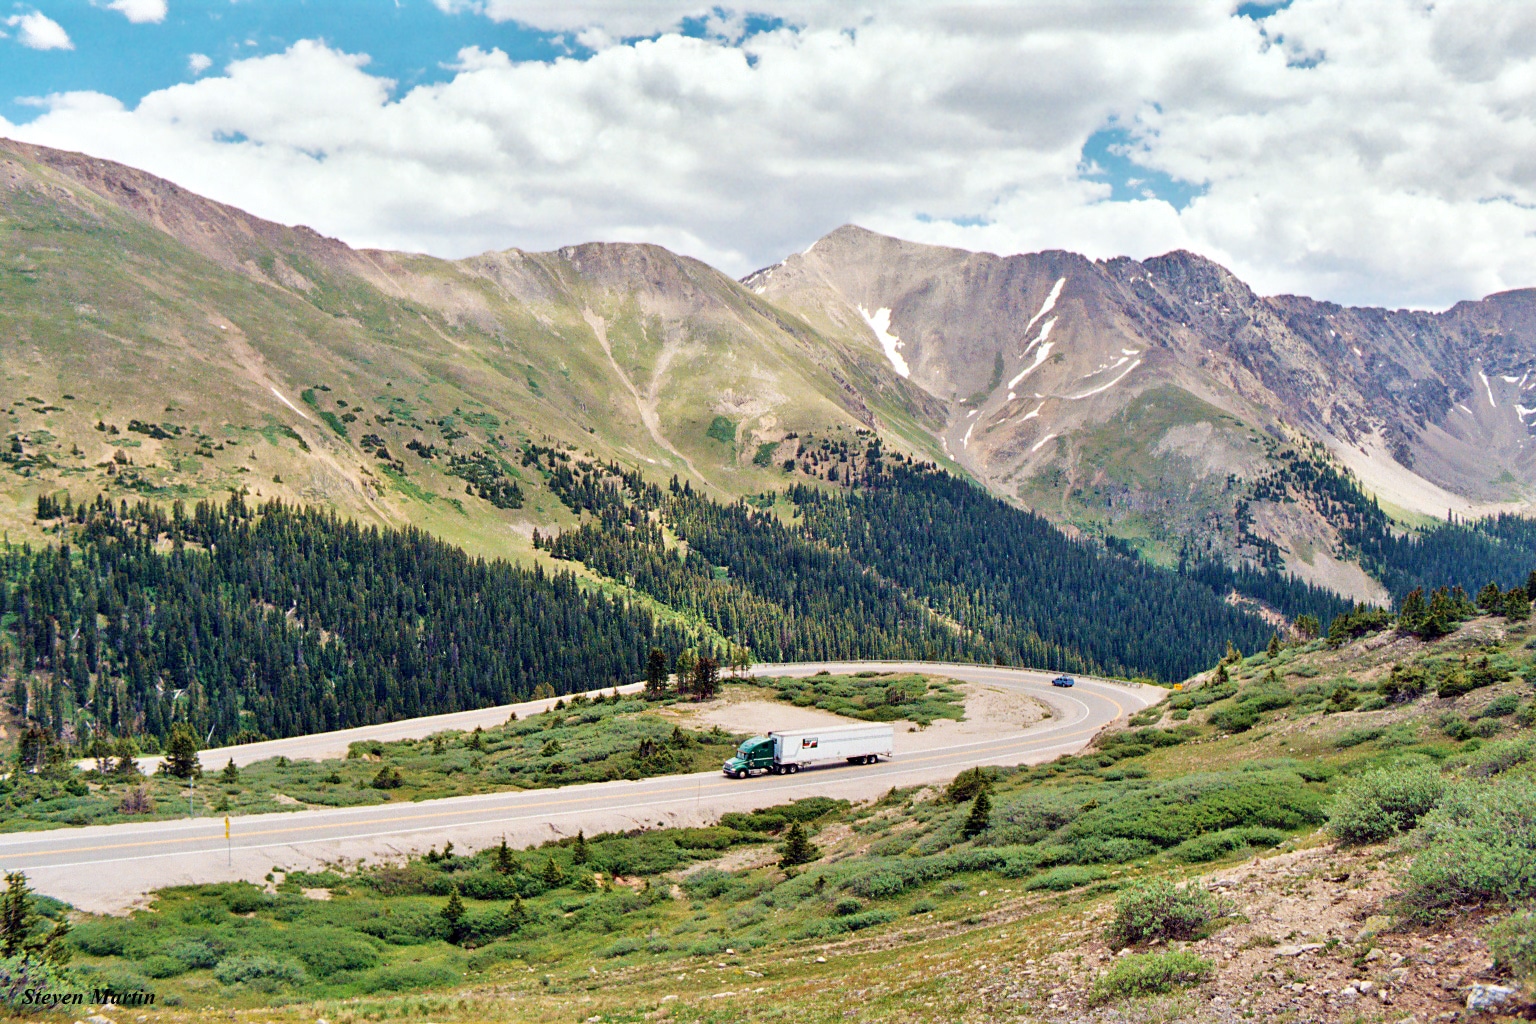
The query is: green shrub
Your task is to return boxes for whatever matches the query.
[1459,737,1536,778]
[1325,764,1445,845]
[139,955,187,978]
[1207,705,1258,732]
[1334,727,1384,749]
[1440,714,1475,740]
[359,963,461,992]
[1105,880,1219,946]
[212,952,305,988]
[1025,866,1106,891]
[162,938,221,970]
[1485,908,1536,982]
[274,930,380,976]
[1062,770,1324,849]
[832,897,864,916]
[795,909,895,938]
[1168,826,1288,863]
[1399,775,1536,919]
[68,920,129,956]
[1478,694,1522,719]
[1089,950,1214,1003]
[601,937,641,958]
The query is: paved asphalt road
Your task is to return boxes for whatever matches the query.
[5,662,1161,913]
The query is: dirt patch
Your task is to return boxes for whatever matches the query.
[671,682,1048,756]
[897,683,1049,754]
[680,698,859,736]
[670,843,779,880]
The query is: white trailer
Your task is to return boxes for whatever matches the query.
[771,723,893,772]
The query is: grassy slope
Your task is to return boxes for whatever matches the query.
[0,143,937,558]
[1015,385,1269,567]
[46,614,1536,1020]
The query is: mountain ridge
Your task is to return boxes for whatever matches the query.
[4,137,1535,603]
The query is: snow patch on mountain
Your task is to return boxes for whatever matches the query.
[857,305,911,378]
[1026,277,1064,333]
[1023,316,1057,356]
[1008,342,1054,389]
[1065,359,1141,400]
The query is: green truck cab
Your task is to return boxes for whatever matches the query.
[723,736,775,778]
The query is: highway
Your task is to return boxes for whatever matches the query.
[3,662,1161,913]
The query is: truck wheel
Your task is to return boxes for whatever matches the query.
[788,764,798,774]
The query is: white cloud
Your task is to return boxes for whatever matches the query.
[6,12,73,50]
[105,0,168,24]
[187,53,212,75]
[9,1,1536,308]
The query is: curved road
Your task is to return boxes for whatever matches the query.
[3,663,1161,913]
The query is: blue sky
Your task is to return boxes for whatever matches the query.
[0,1,575,123]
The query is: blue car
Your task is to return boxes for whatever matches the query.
[1051,675,1075,687]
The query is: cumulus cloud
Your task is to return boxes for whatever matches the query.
[6,12,73,50]
[104,0,168,24]
[187,53,212,75]
[9,0,1536,308]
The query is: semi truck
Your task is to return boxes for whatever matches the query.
[722,723,894,777]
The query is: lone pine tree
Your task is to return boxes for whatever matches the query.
[962,790,993,838]
[779,822,818,868]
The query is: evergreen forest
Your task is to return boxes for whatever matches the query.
[5,442,1526,751]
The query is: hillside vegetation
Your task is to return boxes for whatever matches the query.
[10,594,1536,1020]
[2,446,1352,755]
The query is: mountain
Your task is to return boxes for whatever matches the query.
[0,139,939,560]
[748,225,1536,600]
[4,138,1534,604]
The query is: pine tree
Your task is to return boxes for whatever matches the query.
[1506,587,1531,622]
[690,656,720,701]
[507,893,527,924]
[1397,587,1428,634]
[779,822,817,868]
[495,838,515,875]
[164,723,202,780]
[542,857,566,887]
[1477,581,1503,612]
[962,790,992,838]
[645,648,669,697]
[572,831,588,865]
[441,885,466,942]
[220,758,240,784]
[1266,634,1281,658]
[0,871,33,957]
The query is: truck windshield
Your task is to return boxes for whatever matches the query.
[737,737,768,756]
